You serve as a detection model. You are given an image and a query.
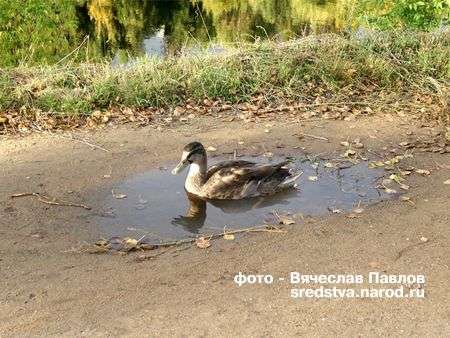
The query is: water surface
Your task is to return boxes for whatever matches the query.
[96,156,388,241]
[2,0,358,66]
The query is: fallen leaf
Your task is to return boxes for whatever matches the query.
[399,183,410,190]
[223,233,235,240]
[195,237,211,249]
[95,239,109,247]
[415,169,430,176]
[344,149,356,157]
[124,238,138,247]
[384,187,397,194]
[207,146,217,152]
[389,174,404,184]
[340,141,350,147]
[112,190,127,199]
[278,215,295,225]
[353,139,364,148]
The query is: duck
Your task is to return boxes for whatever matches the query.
[172,142,302,200]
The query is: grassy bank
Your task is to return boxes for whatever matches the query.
[0,30,449,130]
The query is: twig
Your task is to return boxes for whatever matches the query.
[52,133,110,152]
[94,224,286,255]
[297,133,329,141]
[156,224,285,247]
[134,247,175,262]
[395,240,432,261]
[367,149,385,159]
[11,192,91,210]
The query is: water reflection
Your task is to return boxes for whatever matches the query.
[171,193,207,232]
[1,0,357,66]
[82,0,353,61]
[171,189,298,232]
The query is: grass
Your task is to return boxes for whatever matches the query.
[0,30,448,119]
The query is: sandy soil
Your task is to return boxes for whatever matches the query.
[0,114,449,337]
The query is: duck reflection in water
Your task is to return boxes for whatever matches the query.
[171,193,207,232]
[171,189,298,234]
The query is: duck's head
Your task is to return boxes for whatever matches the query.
[172,142,206,175]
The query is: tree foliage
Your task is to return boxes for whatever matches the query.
[359,0,449,30]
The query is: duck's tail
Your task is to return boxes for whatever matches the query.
[279,170,303,188]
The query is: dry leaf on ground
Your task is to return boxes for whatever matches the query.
[415,169,430,176]
[223,233,235,240]
[112,190,127,199]
[195,236,211,249]
[278,215,296,225]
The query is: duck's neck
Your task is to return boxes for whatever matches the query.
[185,158,207,194]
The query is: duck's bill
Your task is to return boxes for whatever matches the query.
[172,160,188,175]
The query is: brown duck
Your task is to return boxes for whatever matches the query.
[172,142,302,200]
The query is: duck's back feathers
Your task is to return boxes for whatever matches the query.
[202,160,298,199]
[206,160,256,179]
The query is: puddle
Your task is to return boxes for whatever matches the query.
[96,156,389,240]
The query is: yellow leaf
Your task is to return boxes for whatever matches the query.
[223,233,235,240]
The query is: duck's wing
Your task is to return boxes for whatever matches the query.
[204,161,290,199]
[206,160,256,179]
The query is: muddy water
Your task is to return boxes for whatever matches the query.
[96,156,388,240]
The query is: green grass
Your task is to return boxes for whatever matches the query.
[0,30,448,117]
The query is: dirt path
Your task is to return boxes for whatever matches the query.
[0,115,449,337]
